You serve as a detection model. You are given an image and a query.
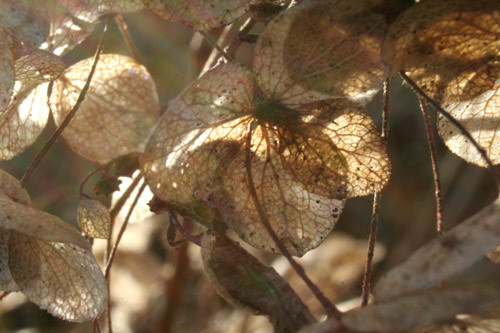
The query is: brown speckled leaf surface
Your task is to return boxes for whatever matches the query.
[254,0,388,106]
[142,0,257,30]
[0,168,30,205]
[51,54,160,165]
[0,33,14,111]
[385,0,500,103]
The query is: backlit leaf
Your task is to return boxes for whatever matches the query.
[0,51,65,160]
[0,33,14,111]
[438,79,500,167]
[77,196,111,239]
[43,0,100,56]
[254,0,388,106]
[374,197,500,302]
[141,61,389,255]
[51,54,160,164]
[341,288,500,332]
[201,233,314,331]
[142,0,257,30]
[83,0,144,13]
[0,168,30,205]
[411,308,500,332]
[111,175,155,225]
[8,231,107,322]
[385,0,500,103]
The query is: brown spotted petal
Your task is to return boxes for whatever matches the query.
[438,79,500,167]
[385,0,500,103]
[217,131,345,257]
[141,62,256,205]
[0,33,14,111]
[142,0,257,31]
[51,54,160,165]
[254,0,388,107]
[274,101,390,199]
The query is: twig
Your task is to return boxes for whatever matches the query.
[418,95,444,235]
[0,291,10,300]
[79,166,105,197]
[361,79,390,306]
[167,211,202,246]
[245,121,340,318]
[104,182,146,278]
[20,17,112,188]
[225,18,256,59]
[399,71,500,186]
[115,15,141,63]
[200,29,234,63]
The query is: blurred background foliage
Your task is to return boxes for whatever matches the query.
[0,6,499,333]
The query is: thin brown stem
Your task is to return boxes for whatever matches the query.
[0,291,10,300]
[115,15,141,63]
[418,95,444,235]
[399,71,500,186]
[225,18,256,58]
[200,30,233,62]
[245,121,340,318]
[361,79,390,306]
[20,17,112,188]
[79,166,105,197]
[104,182,146,278]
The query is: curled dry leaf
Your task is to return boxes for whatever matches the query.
[438,79,500,167]
[0,50,66,160]
[77,196,111,239]
[43,0,100,56]
[141,61,390,255]
[254,0,388,106]
[0,168,30,205]
[385,0,500,103]
[374,197,500,302]
[142,0,258,30]
[0,33,14,111]
[8,231,107,322]
[51,54,160,165]
[201,233,314,332]
[341,287,500,333]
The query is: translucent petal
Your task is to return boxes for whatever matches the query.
[14,49,66,86]
[374,197,500,302]
[0,33,14,111]
[342,288,500,333]
[141,62,256,204]
[438,79,500,167]
[77,197,111,239]
[254,0,388,106]
[219,136,345,256]
[0,83,51,160]
[0,231,18,291]
[8,231,107,322]
[385,0,500,103]
[51,54,160,164]
[142,0,257,30]
[274,101,390,199]
[0,168,30,205]
[43,0,100,56]
[0,197,90,250]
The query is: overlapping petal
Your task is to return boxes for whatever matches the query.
[254,0,388,106]
[142,0,257,31]
[385,0,500,103]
